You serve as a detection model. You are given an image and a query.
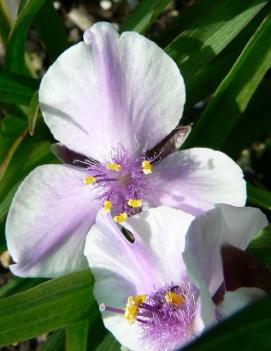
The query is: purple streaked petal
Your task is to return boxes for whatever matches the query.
[150,148,247,216]
[84,209,161,294]
[6,164,100,277]
[125,206,194,284]
[183,204,268,297]
[84,207,194,350]
[39,22,185,161]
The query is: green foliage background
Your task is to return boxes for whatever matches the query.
[0,0,271,349]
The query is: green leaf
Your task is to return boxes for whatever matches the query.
[222,78,271,158]
[166,0,267,79]
[0,70,39,104]
[0,270,96,347]
[5,0,47,75]
[66,319,89,351]
[0,127,29,182]
[185,10,271,149]
[0,119,56,204]
[0,115,29,183]
[95,333,121,351]
[34,0,69,62]
[182,295,271,350]
[248,224,271,268]
[247,183,271,211]
[0,182,20,224]
[120,0,171,33]
[185,6,267,107]
[0,221,6,253]
[0,276,46,299]
[42,329,65,351]
[0,0,12,47]
[28,90,40,135]
[0,115,26,162]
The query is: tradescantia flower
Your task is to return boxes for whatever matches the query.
[6,22,246,277]
[85,205,267,351]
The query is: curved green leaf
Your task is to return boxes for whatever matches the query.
[182,296,271,350]
[5,0,47,75]
[120,0,171,33]
[166,0,268,79]
[0,70,38,104]
[185,10,271,149]
[0,0,12,47]
[247,183,271,210]
[0,270,95,347]
[33,0,69,62]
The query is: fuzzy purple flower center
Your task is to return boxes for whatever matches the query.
[83,144,154,218]
[136,281,199,350]
[100,280,199,351]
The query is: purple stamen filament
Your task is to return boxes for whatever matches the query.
[82,144,155,218]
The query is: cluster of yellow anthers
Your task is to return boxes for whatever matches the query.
[83,160,152,223]
[124,292,185,324]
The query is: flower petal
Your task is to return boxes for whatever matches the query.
[150,148,246,215]
[218,287,266,317]
[183,204,268,297]
[39,22,185,160]
[6,164,99,277]
[126,206,194,284]
[84,207,194,350]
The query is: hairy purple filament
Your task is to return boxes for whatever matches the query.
[100,280,199,351]
[83,144,155,216]
[137,282,199,350]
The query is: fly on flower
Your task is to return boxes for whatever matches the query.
[6,22,246,278]
[85,205,268,351]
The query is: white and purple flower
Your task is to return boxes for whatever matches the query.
[6,22,246,277]
[84,205,267,350]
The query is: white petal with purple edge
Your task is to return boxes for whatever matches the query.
[6,164,99,277]
[84,207,194,350]
[183,204,268,297]
[150,148,247,216]
[39,22,185,161]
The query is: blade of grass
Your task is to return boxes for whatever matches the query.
[94,333,121,351]
[120,0,171,33]
[247,183,271,210]
[33,0,69,62]
[0,70,39,105]
[185,6,267,107]
[165,0,268,79]
[5,0,47,75]
[42,329,65,351]
[185,11,271,149]
[66,319,89,351]
[0,276,46,299]
[0,270,95,346]
[182,295,271,350]
[0,126,29,182]
[0,0,12,47]
[28,90,40,135]
[0,182,20,222]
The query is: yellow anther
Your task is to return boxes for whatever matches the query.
[124,295,147,324]
[124,304,138,324]
[129,294,147,305]
[113,212,128,223]
[103,200,112,213]
[106,163,121,171]
[83,175,96,184]
[127,199,143,208]
[164,291,185,305]
[142,160,152,174]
